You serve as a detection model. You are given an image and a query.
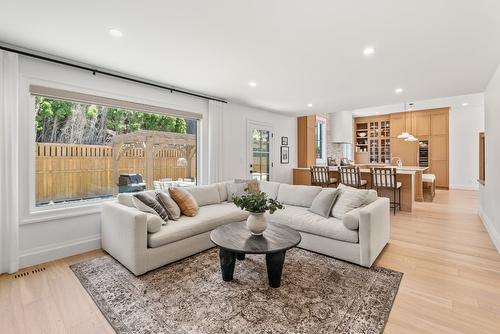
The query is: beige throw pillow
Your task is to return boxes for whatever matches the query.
[156,191,181,220]
[169,187,199,217]
[331,184,369,219]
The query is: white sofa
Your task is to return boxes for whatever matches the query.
[101,181,390,276]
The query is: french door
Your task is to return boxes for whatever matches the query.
[247,122,273,181]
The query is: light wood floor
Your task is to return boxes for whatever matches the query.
[1,189,499,334]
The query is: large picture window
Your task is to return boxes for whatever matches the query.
[34,94,198,207]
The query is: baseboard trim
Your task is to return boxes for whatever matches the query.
[450,184,479,191]
[19,234,101,269]
[479,208,500,253]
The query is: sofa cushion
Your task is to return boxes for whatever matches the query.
[364,190,378,205]
[331,184,369,219]
[186,184,221,207]
[226,182,247,202]
[132,193,169,222]
[342,207,363,230]
[308,188,340,218]
[259,181,281,200]
[217,181,233,201]
[235,179,260,193]
[277,184,322,207]
[169,187,199,217]
[267,205,358,243]
[117,193,135,207]
[156,191,181,220]
[145,213,163,233]
[147,203,249,247]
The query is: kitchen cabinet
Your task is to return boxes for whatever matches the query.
[297,115,317,168]
[354,116,391,164]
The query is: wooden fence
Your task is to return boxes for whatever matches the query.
[36,143,196,205]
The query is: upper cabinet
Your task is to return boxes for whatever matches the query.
[430,112,448,135]
[354,115,391,164]
[414,114,431,136]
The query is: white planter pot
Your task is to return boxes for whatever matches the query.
[246,212,268,235]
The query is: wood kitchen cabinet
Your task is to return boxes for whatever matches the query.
[389,107,449,188]
[297,115,317,168]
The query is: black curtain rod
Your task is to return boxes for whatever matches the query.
[0,44,227,104]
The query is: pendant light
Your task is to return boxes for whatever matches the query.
[404,103,419,142]
[397,103,410,139]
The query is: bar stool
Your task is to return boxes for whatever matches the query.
[338,166,368,189]
[310,166,337,188]
[371,167,401,215]
[422,173,436,200]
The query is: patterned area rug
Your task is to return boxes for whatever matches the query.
[71,248,402,334]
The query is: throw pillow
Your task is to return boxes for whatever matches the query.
[145,213,163,233]
[156,191,181,220]
[186,184,221,206]
[169,187,199,217]
[133,193,169,222]
[226,182,247,202]
[331,184,369,219]
[235,179,260,194]
[308,188,340,218]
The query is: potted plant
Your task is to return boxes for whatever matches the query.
[233,191,284,235]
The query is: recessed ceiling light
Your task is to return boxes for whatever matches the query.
[108,28,123,38]
[462,102,469,106]
[395,88,403,94]
[307,103,313,108]
[363,47,375,55]
[248,81,257,87]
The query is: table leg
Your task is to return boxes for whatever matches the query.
[219,248,236,281]
[266,251,286,288]
[236,253,246,260]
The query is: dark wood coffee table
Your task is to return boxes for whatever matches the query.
[210,221,301,288]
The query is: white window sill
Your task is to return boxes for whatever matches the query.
[21,197,116,225]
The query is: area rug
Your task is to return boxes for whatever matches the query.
[71,248,402,334]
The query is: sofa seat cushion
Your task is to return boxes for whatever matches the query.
[147,202,249,248]
[267,206,358,243]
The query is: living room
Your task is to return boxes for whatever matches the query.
[1,1,499,333]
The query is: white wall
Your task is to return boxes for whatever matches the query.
[221,103,297,184]
[351,93,485,190]
[480,64,500,251]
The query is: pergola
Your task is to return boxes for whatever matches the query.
[111,130,196,192]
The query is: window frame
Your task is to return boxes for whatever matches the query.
[20,80,202,224]
[315,117,327,164]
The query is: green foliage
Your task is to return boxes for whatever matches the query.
[233,191,284,214]
[35,96,190,144]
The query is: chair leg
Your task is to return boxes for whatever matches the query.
[393,188,396,215]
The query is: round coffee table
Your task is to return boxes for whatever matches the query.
[210,221,301,288]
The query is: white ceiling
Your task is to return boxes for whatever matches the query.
[1,0,499,115]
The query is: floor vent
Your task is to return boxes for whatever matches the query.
[13,266,46,279]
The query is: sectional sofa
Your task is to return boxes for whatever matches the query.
[101,181,390,275]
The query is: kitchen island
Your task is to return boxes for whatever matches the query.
[293,165,428,212]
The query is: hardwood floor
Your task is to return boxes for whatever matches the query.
[1,189,499,333]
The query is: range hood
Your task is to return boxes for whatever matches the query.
[329,110,353,144]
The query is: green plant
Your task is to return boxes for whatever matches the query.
[233,191,284,214]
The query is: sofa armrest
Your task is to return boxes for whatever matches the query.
[358,197,390,267]
[101,202,148,275]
